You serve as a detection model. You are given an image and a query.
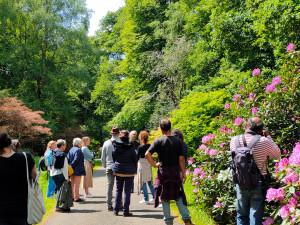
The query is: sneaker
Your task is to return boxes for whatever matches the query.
[114,211,119,216]
[123,212,133,217]
[108,206,113,211]
[158,203,163,208]
[74,198,85,202]
[183,219,195,225]
[56,208,71,213]
[139,200,149,204]
[149,198,154,203]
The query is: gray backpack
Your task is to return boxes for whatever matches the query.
[231,135,261,190]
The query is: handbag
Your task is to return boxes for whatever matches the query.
[68,165,74,176]
[23,152,46,224]
[57,180,74,210]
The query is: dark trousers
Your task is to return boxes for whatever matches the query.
[114,176,134,213]
[52,174,66,208]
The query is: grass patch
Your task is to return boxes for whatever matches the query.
[152,168,215,225]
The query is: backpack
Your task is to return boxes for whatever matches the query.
[57,180,73,210]
[231,135,261,190]
[44,149,55,168]
[53,151,66,169]
[38,156,47,171]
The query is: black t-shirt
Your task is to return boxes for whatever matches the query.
[0,152,35,223]
[148,136,184,167]
[137,144,151,159]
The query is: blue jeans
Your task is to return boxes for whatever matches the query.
[162,198,191,225]
[141,181,155,201]
[114,176,134,213]
[236,184,264,225]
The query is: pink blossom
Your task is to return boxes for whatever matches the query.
[289,143,300,166]
[248,93,256,101]
[266,188,285,202]
[234,117,244,126]
[240,86,245,91]
[193,188,199,194]
[278,158,289,171]
[252,68,261,77]
[202,134,216,144]
[287,43,296,53]
[280,205,290,219]
[188,157,195,165]
[283,149,288,155]
[262,217,274,225]
[198,144,208,151]
[219,142,225,148]
[283,169,299,184]
[288,197,298,207]
[251,107,259,115]
[208,149,218,156]
[224,103,231,110]
[193,168,203,176]
[233,94,241,102]
[186,170,190,176]
[272,76,281,85]
[199,172,206,179]
[266,83,276,93]
[220,125,233,134]
[205,148,210,155]
[213,201,223,208]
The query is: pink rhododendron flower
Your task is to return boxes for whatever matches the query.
[288,197,298,207]
[202,134,216,144]
[287,43,296,53]
[278,158,289,171]
[208,149,218,156]
[224,103,231,110]
[280,205,290,219]
[289,143,300,165]
[199,172,206,179]
[266,83,276,93]
[234,117,244,126]
[262,217,274,225]
[198,144,207,151]
[219,142,225,148]
[188,157,195,165]
[248,93,256,101]
[283,169,299,184]
[266,188,285,202]
[205,148,210,155]
[213,201,223,208]
[233,94,241,102]
[272,76,281,85]
[186,170,190,176]
[193,188,199,194]
[193,168,202,176]
[283,149,288,155]
[252,68,261,77]
[251,107,259,115]
[220,125,233,134]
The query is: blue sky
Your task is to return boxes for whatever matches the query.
[86,0,125,36]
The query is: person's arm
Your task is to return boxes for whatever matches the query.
[70,149,82,169]
[179,156,186,183]
[145,151,159,168]
[83,147,94,161]
[101,143,107,168]
[265,137,281,160]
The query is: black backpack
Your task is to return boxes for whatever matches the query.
[53,151,66,169]
[231,135,261,190]
[38,156,47,171]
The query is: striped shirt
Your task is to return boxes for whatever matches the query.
[230,133,281,175]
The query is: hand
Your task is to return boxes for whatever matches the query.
[182,173,187,184]
[155,162,161,168]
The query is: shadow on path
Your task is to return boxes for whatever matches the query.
[93,169,105,178]
[70,209,101,213]
[77,200,106,204]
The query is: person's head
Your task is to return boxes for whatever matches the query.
[73,138,82,148]
[247,117,264,135]
[129,130,138,142]
[110,127,120,138]
[56,139,67,151]
[82,136,91,146]
[172,129,184,141]
[47,140,57,150]
[139,131,149,145]
[11,139,21,152]
[119,130,129,143]
[160,118,172,133]
[0,133,12,155]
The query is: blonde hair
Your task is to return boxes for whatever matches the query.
[139,131,149,144]
[82,136,90,146]
[47,140,56,150]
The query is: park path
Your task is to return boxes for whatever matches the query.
[44,168,180,225]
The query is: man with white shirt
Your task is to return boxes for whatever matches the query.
[101,127,121,211]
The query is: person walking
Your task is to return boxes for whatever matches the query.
[81,136,94,197]
[172,129,188,163]
[50,139,69,212]
[137,131,155,205]
[0,133,37,225]
[101,127,121,211]
[145,119,194,225]
[68,138,86,202]
[230,117,281,225]
[112,130,138,217]
[129,130,139,193]
[44,140,57,198]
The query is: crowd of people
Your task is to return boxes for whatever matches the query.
[0,116,282,225]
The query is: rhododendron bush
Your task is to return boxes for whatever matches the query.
[189,45,300,224]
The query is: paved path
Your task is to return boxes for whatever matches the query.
[44,168,180,225]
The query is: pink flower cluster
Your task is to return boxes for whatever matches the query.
[188,157,195,166]
[251,107,259,115]
[233,94,241,102]
[287,43,296,53]
[193,167,206,179]
[289,143,300,166]
[266,188,285,202]
[248,92,256,101]
[224,103,231,110]
[202,134,216,144]
[277,158,289,171]
[265,76,282,93]
[234,117,244,126]
[220,125,233,134]
[213,201,223,208]
[252,68,261,77]
[283,169,299,185]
